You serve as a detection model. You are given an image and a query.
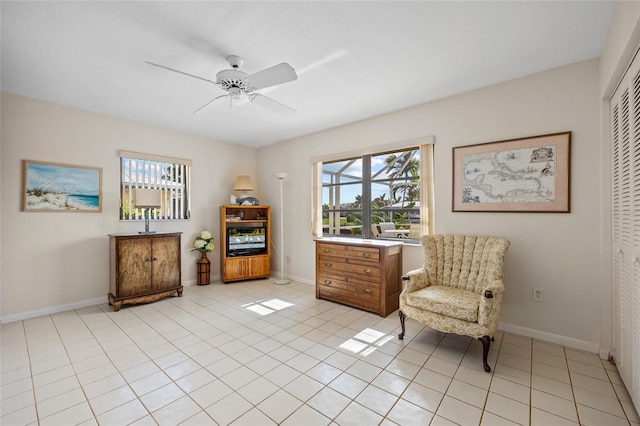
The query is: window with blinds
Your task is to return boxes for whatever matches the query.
[610,47,640,413]
[119,151,191,221]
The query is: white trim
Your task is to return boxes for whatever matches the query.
[498,321,607,358]
[310,135,434,164]
[0,279,216,323]
[119,150,192,166]
[269,273,314,286]
[1,296,107,324]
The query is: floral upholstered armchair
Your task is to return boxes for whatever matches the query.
[398,235,510,372]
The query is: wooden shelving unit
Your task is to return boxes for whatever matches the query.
[220,205,271,283]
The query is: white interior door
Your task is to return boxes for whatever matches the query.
[610,46,640,413]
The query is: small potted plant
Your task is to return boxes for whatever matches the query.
[193,230,214,285]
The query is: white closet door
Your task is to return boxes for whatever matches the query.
[611,48,640,412]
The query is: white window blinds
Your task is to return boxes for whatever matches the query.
[119,151,192,220]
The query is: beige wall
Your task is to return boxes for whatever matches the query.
[259,59,604,352]
[0,92,258,320]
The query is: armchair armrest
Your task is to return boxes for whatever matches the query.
[483,280,505,297]
[478,279,505,331]
[400,268,431,295]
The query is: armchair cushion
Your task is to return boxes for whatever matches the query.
[405,286,480,322]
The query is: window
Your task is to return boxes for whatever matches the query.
[119,151,191,221]
[313,140,434,240]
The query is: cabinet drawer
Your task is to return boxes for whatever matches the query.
[317,273,380,291]
[317,258,380,279]
[317,278,379,311]
[317,243,380,261]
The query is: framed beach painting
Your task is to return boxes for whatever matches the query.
[452,132,571,212]
[22,160,102,212]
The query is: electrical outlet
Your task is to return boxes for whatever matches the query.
[533,288,544,302]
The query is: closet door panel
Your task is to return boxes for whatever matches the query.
[611,49,640,413]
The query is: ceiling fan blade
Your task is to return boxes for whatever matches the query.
[146,61,217,85]
[193,95,228,114]
[249,94,296,116]
[245,63,297,90]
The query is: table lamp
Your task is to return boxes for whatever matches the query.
[233,175,255,198]
[135,188,161,234]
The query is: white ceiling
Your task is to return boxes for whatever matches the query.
[1,1,615,148]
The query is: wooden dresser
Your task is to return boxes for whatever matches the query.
[315,238,403,317]
[108,232,182,311]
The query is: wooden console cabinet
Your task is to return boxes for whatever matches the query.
[108,232,182,311]
[316,238,403,317]
[220,205,271,282]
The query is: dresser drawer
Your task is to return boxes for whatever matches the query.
[317,257,381,279]
[317,276,380,312]
[317,273,380,292]
[317,243,380,261]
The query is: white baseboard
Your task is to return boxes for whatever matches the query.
[2,296,108,324]
[182,276,221,287]
[0,278,220,323]
[269,272,314,286]
[286,275,314,286]
[499,321,610,359]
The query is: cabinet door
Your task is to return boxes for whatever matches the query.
[117,237,152,297]
[224,256,269,281]
[249,256,270,277]
[152,235,181,291]
[225,257,249,281]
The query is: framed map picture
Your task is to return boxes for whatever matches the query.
[452,132,571,212]
[22,160,102,212]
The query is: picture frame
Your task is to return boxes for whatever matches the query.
[452,131,571,212]
[22,160,103,212]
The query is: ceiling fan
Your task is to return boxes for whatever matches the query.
[146,55,298,116]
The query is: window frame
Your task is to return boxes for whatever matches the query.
[311,137,434,241]
[119,150,192,221]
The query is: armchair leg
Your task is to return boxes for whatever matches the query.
[398,310,406,340]
[478,336,491,372]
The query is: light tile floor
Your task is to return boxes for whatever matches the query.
[2,280,639,426]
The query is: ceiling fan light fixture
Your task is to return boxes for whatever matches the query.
[148,54,297,115]
[229,87,243,102]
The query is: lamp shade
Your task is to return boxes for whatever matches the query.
[233,175,255,192]
[134,188,162,208]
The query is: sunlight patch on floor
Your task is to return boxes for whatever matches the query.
[243,298,295,316]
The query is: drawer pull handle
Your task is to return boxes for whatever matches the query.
[362,253,371,258]
[363,268,373,274]
[323,248,330,253]
[363,288,372,294]
[325,263,332,267]
[323,280,332,285]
